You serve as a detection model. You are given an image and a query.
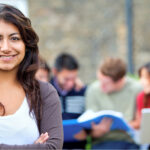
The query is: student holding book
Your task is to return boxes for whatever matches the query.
[75,58,141,149]
[130,62,150,129]
[51,53,86,149]
[0,4,63,149]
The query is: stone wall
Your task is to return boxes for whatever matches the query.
[28,0,150,83]
[133,0,150,71]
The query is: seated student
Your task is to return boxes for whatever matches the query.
[130,62,150,129]
[75,57,141,149]
[35,57,51,82]
[50,53,86,149]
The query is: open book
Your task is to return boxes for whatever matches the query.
[78,110,123,122]
[63,110,133,142]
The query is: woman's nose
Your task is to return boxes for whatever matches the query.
[0,39,10,52]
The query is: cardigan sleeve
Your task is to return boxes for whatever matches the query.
[0,82,64,150]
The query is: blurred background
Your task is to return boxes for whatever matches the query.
[1,0,150,84]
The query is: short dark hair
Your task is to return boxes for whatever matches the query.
[54,53,79,72]
[100,57,126,82]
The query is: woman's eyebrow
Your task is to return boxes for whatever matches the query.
[9,33,20,36]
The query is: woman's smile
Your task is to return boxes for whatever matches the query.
[0,54,18,61]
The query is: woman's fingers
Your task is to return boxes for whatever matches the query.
[42,133,49,143]
[36,132,49,144]
[34,132,49,144]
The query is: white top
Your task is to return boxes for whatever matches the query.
[0,97,40,145]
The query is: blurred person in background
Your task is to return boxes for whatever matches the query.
[35,56,51,82]
[51,53,87,149]
[75,57,141,149]
[130,62,150,129]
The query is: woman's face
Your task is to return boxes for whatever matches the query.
[140,68,150,94]
[0,20,25,71]
[35,68,50,82]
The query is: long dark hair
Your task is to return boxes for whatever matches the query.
[0,4,42,130]
[139,62,150,108]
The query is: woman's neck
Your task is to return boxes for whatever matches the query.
[0,69,18,87]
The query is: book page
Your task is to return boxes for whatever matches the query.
[78,109,123,123]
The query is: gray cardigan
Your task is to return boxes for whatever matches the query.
[0,81,64,149]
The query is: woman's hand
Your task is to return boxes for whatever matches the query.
[129,111,141,129]
[34,132,49,144]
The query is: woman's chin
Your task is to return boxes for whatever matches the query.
[144,89,150,95]
[0,66,17,72]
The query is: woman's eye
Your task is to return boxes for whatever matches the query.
[11,37,20,41]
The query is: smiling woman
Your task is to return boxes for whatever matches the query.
[0,21,25,71]
[0,4,63,150]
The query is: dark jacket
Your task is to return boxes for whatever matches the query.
[51,78,86,120]
[51,78,87,149]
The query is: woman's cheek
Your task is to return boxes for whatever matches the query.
[144,86,150,94]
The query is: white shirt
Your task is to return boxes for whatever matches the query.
[0,97,40,145]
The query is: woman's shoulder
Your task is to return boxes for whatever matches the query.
[38,80,56,91]
[137,91,145,99]
[137,91,145,104]
[38,80,58,102]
